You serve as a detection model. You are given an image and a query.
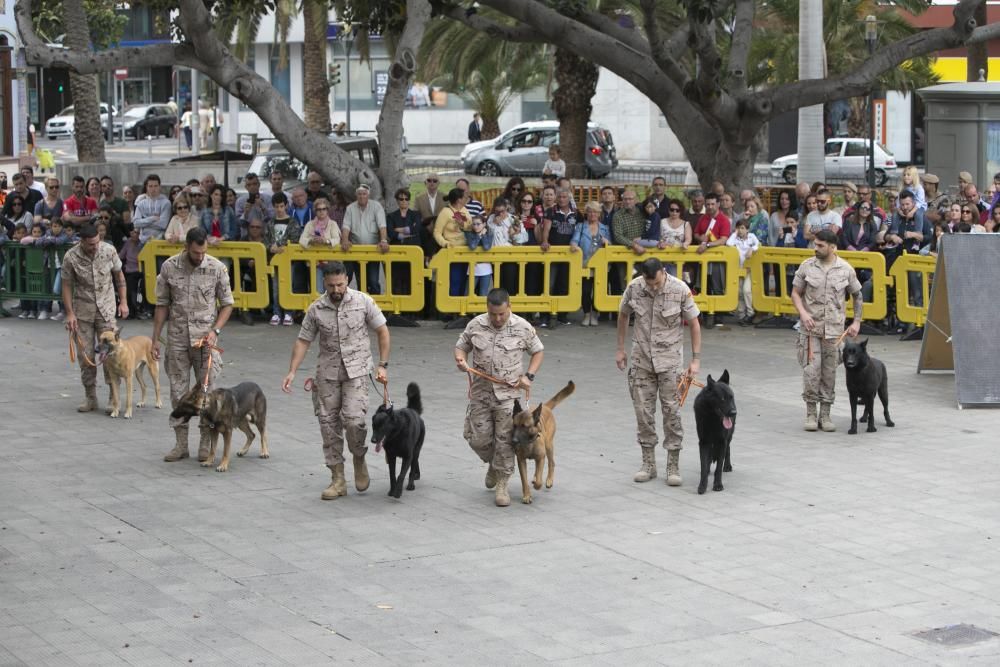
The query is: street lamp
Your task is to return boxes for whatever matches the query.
[865,15,878,188]
[341,23,356,134]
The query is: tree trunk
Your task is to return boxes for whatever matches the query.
[302,0,331,133]
[62,0,105,163]
[481,118,501,139]
[796,0,825,185]
[968,1,988,81]
[551,48,599,179]
[377,0,432,209]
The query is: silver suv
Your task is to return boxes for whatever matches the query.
[462,121,618,178]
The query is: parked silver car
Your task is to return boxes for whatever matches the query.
[462,121,618,178]
[770,138,899,186]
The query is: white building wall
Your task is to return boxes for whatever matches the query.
[590,69,685,161]
[0,11,24,156]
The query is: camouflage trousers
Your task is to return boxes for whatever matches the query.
[75,318,115,395]
[627,365,683,451]
[797,333,840,404]
[313,362,369,467]
[166,338,222,438]
[463,391,515,475]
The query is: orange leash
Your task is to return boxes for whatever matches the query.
[304,374,390,407]
[806,329,851,364]
[68,330,98,367]
[192,336,224,392]
[464,365,530,406]
[676,374,705,408]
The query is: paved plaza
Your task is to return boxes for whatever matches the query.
[1,315,998,665]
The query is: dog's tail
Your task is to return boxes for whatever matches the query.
[406,382,422,415]
[544,381,575,411]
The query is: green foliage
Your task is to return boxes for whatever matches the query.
[748,0,939,92]
[32,0,128,49]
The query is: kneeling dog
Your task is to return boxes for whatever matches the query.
[843,339,894,434]
[511,381,575,504]
[96,329,162,419]
[694,370,737,494]
[371,382,425,499]
[171,382,269,472]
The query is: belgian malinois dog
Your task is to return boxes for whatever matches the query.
[96,329,161,419]
[171,382,269,472]
[510,381,575,505]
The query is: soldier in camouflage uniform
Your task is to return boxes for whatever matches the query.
[61,223,128,411]
[153,227,234,462]
[791,229,863,432]
[616,257,701,487]
[921,173,951,224]
[455,288,544,507]
[283,261,390,500]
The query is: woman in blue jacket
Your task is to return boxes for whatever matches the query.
[571,201,611,326]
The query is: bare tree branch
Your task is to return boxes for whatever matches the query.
[727,0,754,93]
[967,20,1000,45]
[438,4,542,42]
[761,0,981,117]
[640,0,691,90]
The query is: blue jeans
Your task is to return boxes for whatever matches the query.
[474,273,492,296]
[271,274,284,317]
[449,263,468,297]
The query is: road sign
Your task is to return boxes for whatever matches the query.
[375,71,388,106]
[114,68,128,81]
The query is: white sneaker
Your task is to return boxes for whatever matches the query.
[18,311,28,319]
[792,320,801,331]
[37,311,50,321]
[52,311,65,322]
[269,314,281,326]
[26,312,37,319]
[282,314,294,326]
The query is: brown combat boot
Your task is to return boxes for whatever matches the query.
[494,472,511,507]
[666,449,682,486]
[819,403,836,432]
[353,454,370,492]
[484,464,498,489]
[163,429,190,462]
[633,446,657,483]
[804,403,819,432]
[197,430,212,463]
[77,388,98,413]
[321,464,347,500]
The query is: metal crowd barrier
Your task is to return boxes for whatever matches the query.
[270,244,427,314]
[138,240,271,310]
[588,246,740,314]
[888,253,936,327]
[427,246,583,315]
[1,244,71,302]
[744,247,889,321]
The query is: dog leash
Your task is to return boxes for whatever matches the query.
[464,365,530,406]
[301,374,391,408]
[676,374,705,408]
[193,335,224,392]
[68,330,99,367]
[805,329,852,364]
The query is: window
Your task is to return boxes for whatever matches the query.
[825,141,843,157]
[269,51,291,102]
[844,142,868,157]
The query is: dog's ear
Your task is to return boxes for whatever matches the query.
[706,374,715,386]
[531,403,543,424]
[114,326,122,340]
[719,369,730,385]
[860,338,869,350]
[513,400,523,416]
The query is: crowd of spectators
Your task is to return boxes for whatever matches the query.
[3,162,997,330]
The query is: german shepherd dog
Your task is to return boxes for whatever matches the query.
[694,370,737,494]
[510,381,575,504]
[843,339,894,434]
[370,382,425,499]
[96,329,162,419]
[170,382,269,472]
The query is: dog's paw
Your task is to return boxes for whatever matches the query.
[521,495,533,504]
[123,412,132,419]
[859,414,869,423]
[108,410,119,419]
[848,426,858,435]
[216,464,228,472]
[712,482,724,492]
[136,401,145,408]
[392,489,402,499]
[406,482,415,490]
[236,451,245,457]
[200,460,213,467]
[885,419,895,428]
[723,463,732,472]
[867,425,877,433]
[155,401,162,409]
[532,480,542,490]
[259,453,270,459]
[697,483,707,495]
[387,489,395,497]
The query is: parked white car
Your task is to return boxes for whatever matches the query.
[770,138,899,186]
[45,103,118,140]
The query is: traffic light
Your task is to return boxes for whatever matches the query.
[328,63,341,86]
[57,83,64,93]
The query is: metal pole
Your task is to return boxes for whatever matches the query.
[192,68,201,155]
[106,71,114,145]
[865,17,877,189]
[345,40,352,133]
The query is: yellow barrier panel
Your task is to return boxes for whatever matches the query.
[744,247,889,321]
[889,253,935,326]
[269,245,427,314]
[139,240,270,310]
[588,246,740,314]
[427,246,583,315]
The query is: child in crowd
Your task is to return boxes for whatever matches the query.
[269,193,303,325]
[119,228,143,319]
[726,218,759,326]
[487,197,528,295]
[464,215,494,296]
[543,145,566,179]
[17,224,43,318]
[40,219,75,321]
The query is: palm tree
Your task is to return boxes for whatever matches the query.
[551,48,600,179]
[62,0,105,162]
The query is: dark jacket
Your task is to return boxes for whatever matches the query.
[839,216,880,252]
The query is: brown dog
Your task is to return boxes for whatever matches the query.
[510,381,575,504]
[96,330,161,419]
[170,382,269,473]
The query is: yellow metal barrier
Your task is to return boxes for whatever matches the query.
[139,240,270,310]
[744,247,889,321]
[270,245,427,314]
[589,246,740,314]
[888,253,935,326]
[427,246,583,315]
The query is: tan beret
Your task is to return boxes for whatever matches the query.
[959,171,973,183]
[921,173,939,184]
[843,181,858,193]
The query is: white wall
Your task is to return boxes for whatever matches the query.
[886,91,913,163]
[590,69,685,161]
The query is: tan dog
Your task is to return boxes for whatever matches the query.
[96,330,161,419]
[510,381,575,504]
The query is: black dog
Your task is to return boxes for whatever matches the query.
[843,339,894,435]
[694,370,737,494]
[370,382,425,498]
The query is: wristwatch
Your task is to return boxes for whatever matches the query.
[525,372,535,381]
[213,328,222,336]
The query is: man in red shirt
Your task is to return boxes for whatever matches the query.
[62,175,99,230]
[693,191,731,327]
